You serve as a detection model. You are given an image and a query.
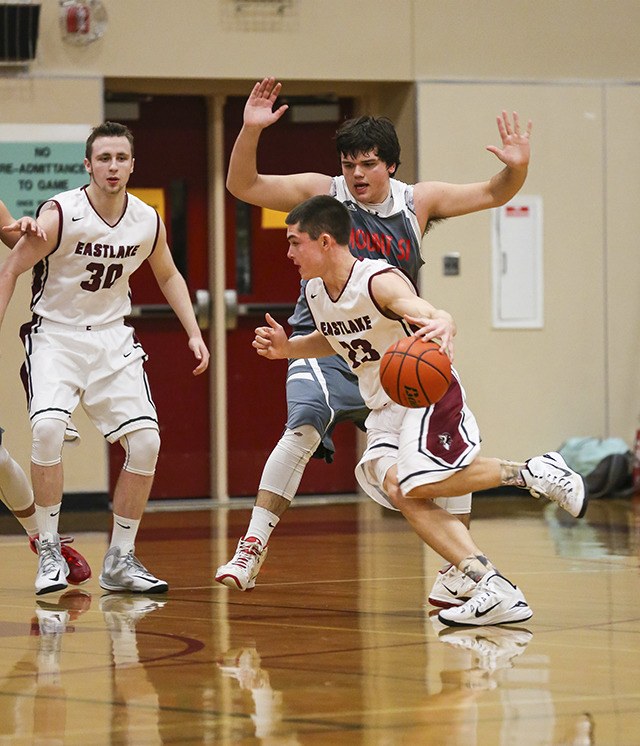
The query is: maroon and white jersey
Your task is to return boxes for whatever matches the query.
[305,257,415,411]
[33,186,159,326]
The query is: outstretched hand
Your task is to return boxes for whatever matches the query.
[2,216,47,242]
[244,77,289,130]
[253,312,289,359]
[486,110,532,170]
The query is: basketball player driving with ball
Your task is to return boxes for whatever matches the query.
[217,76,534,605]
[252,194,588,627]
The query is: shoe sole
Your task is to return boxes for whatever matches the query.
[35,582,68,596]
[577,476,589,518]
[215,572,254,591]
[99,579,169,594]
[438,609,533,628]
[428,595,469,609]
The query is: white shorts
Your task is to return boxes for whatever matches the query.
[21,318,159,443]
[355,369,480,510]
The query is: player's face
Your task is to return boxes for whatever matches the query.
[340,150,395,205]
[286,225,324,280]
[85,136,134,196]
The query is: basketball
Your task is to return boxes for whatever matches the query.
[379,335,452,408]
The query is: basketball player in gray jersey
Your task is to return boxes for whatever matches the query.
[0,123,209,595]
[217,77,532,600]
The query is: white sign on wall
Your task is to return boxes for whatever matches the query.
[0,124,91,219]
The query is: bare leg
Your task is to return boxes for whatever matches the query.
[255,488,290,517]
[406,457,524,499]
[112,470,154,520]
[384,466,489,569]
[31,462,64,508]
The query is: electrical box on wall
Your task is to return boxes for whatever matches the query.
[492,196,543,329]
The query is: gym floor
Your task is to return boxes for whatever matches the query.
[0,492,637,744]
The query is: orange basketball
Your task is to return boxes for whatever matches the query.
[379,335,452,408]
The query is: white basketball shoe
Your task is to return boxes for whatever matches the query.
[215,536,268,591]
[522,451,588,518]
[428,564,477,608]
[438,572,532,627]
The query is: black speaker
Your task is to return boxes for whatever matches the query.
[0,3,41,62]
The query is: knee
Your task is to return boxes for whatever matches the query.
[120,428,161,476]
[31,419,66,466]
[279,425,322,460]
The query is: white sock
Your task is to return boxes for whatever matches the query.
[35,502,62,537]
[110,514,140,554]
[245,506,279,547]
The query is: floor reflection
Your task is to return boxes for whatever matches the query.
[217,646,302,745]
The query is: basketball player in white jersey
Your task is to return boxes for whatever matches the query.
[253,195,587,627]
[0,123,209,595]
[0,202,90,584]
[217,77,532,603]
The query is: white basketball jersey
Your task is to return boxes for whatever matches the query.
[305,258,415,410]
[33,187,159,326]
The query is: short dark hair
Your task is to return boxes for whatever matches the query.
[85,121,135,160]
[286,195,351,246]
[335,115,401,175]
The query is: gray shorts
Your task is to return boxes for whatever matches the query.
[286,352,369,463]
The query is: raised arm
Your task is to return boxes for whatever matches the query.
[147,221,209,375]
[226,77,332,211]
[413,110,532,230]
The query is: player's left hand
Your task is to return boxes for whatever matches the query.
[486,110,532,170]
[404,312,455,360]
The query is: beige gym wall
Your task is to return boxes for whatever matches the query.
[1,0,638,494]
[416,82,606,459]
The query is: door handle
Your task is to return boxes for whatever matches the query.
[224,288,296,331]
[129,288,211,331]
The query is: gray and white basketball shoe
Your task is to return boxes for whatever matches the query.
[99,547,168,594]
[35,533,69,596]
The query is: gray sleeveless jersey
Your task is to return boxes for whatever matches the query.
[287,176,424,332]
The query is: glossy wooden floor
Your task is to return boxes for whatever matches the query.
[0,492,638,745]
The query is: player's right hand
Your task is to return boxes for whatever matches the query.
[253,312,287,359]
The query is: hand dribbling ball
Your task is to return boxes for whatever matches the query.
[380,335,452,408]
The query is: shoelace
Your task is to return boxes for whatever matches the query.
[232,540,261,569]
[38,539,63,575]
[534,474,574,505]
[121,550,150,575]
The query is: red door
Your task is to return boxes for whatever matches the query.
[107,95,210,499]
[224,95,358,497]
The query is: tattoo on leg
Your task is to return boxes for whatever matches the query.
[458,554,495,583]
[500,460,526,487]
